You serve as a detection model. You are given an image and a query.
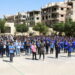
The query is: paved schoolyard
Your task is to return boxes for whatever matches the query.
[0,53,75,75]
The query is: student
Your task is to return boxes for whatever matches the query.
[60,40,64,51]
[15,40,21,56]
[20,41,24,52]
[3,40,6,57]
[55,41,59,58]
[9,42,15,62]
[72,40,75,52]
[50,41,55,54]
[31,43,37,60]
[39,41,45,60]
[64,40,68,53]
[36,40,41,54]
[68,42,73,57]
[24,40,27,55]
[45,41,50,54]
[0,40,3,58]
[6,40,10,57]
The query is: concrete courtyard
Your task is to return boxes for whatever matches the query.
[0,52,75,75]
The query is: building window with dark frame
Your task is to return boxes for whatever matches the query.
[61,8,64,10]
[23,15,26,18]
[42,16,44,20]
[46,16,48,20]
[49,15,51,18]
[36,17,39,20]
[61,15,64,17]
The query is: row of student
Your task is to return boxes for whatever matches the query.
[0,36,75,62]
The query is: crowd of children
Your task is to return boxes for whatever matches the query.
[0,35,75,62]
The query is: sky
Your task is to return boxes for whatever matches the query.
[0,0,64,18]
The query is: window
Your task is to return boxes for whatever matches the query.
[23,16,26,18]
[46,16,48,19]
[61,8,64,10]
[67,8,69,10]
[36,17,39,20]
[42,16,44,20]
[49,15,50,18]
[61,15,64,17]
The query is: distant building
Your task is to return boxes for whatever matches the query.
[5,10,41,25]
[14,12,29,25]
[27,10,41,26]
[4,15,15,34]
[41,2,72,26]
[4,10,41,34]
[4,15,15,23]
[4,0,75,34]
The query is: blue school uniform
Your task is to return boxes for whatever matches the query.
[60,41,64,50]
[68,43,73,53]
[72,41,75,50]
[36,42,41,48]
[9,45,15,53]
[64,41,69,50]
[58,42,62,49]
[50,41,55,49]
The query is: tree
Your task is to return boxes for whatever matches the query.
[15,24,29,33]
[64,19,72,36]
[52,22,65,36]
[64,19,75,36]
[52,19,75,36]
[0,19,5,33]
[33,23,49,35]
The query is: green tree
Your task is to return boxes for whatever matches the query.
[52,19,75,36]
[65,20,75,36]
[0,19,5,33]
[33,23,49,35]
[15,24,29,33]
[53,22,65,36]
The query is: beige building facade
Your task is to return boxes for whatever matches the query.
[41,2,73,26]
[4,10,42,35]
[4,0,75,35]
[27,10,41,26]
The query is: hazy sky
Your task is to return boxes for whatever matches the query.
[0,0,64,17]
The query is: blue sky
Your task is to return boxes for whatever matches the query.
[0,0,64,17]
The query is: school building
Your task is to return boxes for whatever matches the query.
[4,0,75,35]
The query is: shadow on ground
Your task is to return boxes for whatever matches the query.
[3,60,10,62]
[47,56,55,59]
[25,58,39,60]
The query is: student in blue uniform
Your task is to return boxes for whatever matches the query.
[60,40,64,51]
[50,40,55,54]
[58,40,61,53]
[9,42,15,62]
[24,39,27,55]
[0,40,3,58]
[45,40,50,54]
[72,40,75,52]
[55,41,59,58]
[68,42,73,57]
[64,40,69,53]
[36,40,41,54]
